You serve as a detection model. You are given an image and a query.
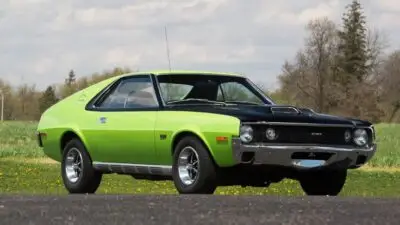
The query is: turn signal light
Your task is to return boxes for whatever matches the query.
[216,136,228,142]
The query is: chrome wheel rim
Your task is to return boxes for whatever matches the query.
[65,147,83,183]
[178,146,199,185]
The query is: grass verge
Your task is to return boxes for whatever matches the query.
[368,123,400,167]
[1,160,400,197]
[0,121,44,158]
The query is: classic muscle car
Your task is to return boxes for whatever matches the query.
[36,70,377,195]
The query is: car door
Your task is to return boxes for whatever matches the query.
[85,75,159,165]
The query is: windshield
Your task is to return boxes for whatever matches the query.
[156,74,274,105]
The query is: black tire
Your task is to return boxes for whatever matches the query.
[172,136,218,194]
[61,138,103,194]
[299,169,347,196]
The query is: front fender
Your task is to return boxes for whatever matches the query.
[170,118,241,167]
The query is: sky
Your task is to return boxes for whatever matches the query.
[1,0,400,91]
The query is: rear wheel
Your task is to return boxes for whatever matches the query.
[172,136,218,194]
[298,169,347,196]
[61,138,103,194]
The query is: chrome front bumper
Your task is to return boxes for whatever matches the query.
[232,138,377,169]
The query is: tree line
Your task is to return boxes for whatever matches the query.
[0,67,133,121]
[271,0,399,123]
[0,0,398,123]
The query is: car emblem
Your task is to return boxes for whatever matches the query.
[308,152,316,157]
[311,132,322,136]
[99,117,107,124]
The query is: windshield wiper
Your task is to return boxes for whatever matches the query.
[224,101,263,105]
[166,98,228,105]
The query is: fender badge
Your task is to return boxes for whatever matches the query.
[99,117,107,124]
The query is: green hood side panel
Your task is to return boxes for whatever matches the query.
[36,77,120,162]
[154,111,241,167]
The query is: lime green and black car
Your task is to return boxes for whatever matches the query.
[36,70,377,195]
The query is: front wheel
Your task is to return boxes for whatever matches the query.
[298,169,347,196]
[172,136,218,194]
[61,138,103,194]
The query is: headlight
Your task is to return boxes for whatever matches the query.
[353,129,368,146]
[240,125,253,143]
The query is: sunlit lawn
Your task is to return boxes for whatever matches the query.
[0,159,400,197]
[0,121,400,196]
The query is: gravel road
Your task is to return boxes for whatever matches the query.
[0,195,399,225]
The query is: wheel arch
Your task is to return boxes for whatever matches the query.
[171,130,219,166]
[59,129,90,154]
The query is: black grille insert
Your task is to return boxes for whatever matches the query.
[251,124,373,146]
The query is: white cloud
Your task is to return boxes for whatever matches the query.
[0,0,399,91]
[374,0,400,12]
[9,0,50,9]
[104,47,142,66]
[298,0,340,23]
[33,58,54,74]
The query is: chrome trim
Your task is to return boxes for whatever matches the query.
[235,143,375,152]
[231,137,377,169]
[367,125,375,141]
[241,121,375,131]
[65,147,83,183]
[241,121,377,129]
[241,121,356,128]
[270,106,300,114]
[92,162,172,176]
[177,146,200,185]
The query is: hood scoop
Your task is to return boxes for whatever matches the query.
[270,105,301,115]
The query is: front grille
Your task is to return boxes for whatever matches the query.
[251,125,373,146]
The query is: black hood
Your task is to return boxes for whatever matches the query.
[163,104,372,127]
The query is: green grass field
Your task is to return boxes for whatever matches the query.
[1,159,400,196]
[0,121,44,158]
[0,121,399,196]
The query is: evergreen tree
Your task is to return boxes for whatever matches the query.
[65,70,76,87]
[62,69,77,98]
[39,86,58,114]
[337,0,368,83]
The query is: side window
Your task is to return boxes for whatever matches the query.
[217,81,263,104]
[159,83,192,102]
[97,76,158,109]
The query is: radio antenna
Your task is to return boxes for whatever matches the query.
[164,25,172,71]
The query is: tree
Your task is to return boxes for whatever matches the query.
[65,70,76,87]
[39,86,58,114]
[278,17,340,113]
[337,0,368,84]
[0,66,138,121]
[0,79,14,120]
[58,67,135,99]
[332,0,384,122]
[60,69,78,98]
[14,84,41,120]
[378,50,400,122]
[366,28,389,80]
